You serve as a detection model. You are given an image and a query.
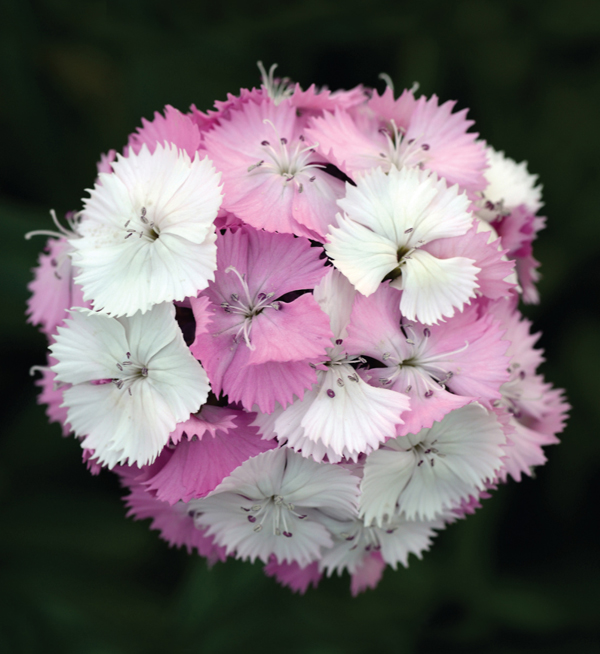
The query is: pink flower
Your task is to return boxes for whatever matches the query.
[203,97,346,240]
[127,105,202,159]
[307,88,487,192]
[190,227,332,412]
[344,283,510,436]
[263,557,322,594]
[136,406,276,504]
[120,467,226,564]
[26,216,90,338]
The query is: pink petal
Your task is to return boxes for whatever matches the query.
[263,557,322,594]
[120,469,226,564]
[350,552,386,596]
[128,105,202,159]
[142,409,276,504]
[247,294,332,365]
[422,225,517,300]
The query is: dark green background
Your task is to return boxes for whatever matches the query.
[1,1,598,652]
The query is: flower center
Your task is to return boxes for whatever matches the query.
[109,351,149,396]
[375,120,431,172]
[246,120,323,193]
[219,266,283,350]
[123,207,161,242]
[241,494,307,537]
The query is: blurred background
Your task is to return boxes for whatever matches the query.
[1,1,599,652]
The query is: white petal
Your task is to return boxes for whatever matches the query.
[360,404,506,523]
[300,366,410,457]
[313,268,357,341]
[50,309,129,385]
[325,219,398,296]
[398,249,479,324]
[73,144,222,316]
[52,303,209,467]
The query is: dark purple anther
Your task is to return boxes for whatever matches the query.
[404,227,413,234]
[261,140,270,146]
[299,134,305,141]
[485,200,495,210]
[126,352,131,359]
[283,531,292,538]
[407,138,415,145]
[417,460,424,467]
[424,390,434,398]
[421,143,430,150]
[346,535,355,541]
[257,292,267,301]
[519,370,526,380]
[248,515,256,523]
[424,328,431,337]
[327,389,335,398]
[280,137,287,144]
[50,258,57,267]
[309,176,316,182]
[335,338,343,345]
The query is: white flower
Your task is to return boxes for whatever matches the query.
[325,166,479,325]
[256,270,410,462]
[359,404,506,524]
[482,146,543,214]
[319,514,443,575]
[72,143,222,317]
[189,448,360,567]
[50,302,210,467]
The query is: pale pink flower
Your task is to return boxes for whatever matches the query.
[307,88,487,192]
[344,282,510,436]
[263,557,322,594]
[26,213,89,337]
[120,467,226,564]
[203,97,346,240]
[127,105,202,159]
[319,513,442,575]
[137,406,276,504]
[190,227,332,413]
[477,147,545,302]
[487,299,568,481]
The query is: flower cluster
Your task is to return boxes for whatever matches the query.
[28,64,568,595]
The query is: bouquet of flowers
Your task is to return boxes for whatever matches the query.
[27,63,568,595]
